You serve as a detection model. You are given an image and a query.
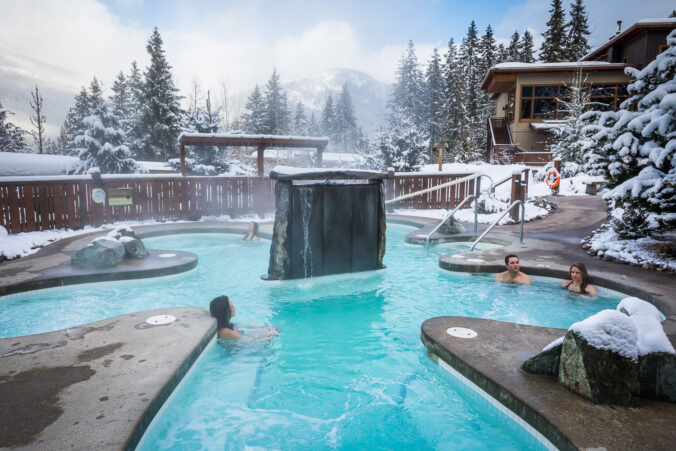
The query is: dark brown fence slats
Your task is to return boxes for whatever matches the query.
[0,173,477,233]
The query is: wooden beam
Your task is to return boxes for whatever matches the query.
[316,145,324,168]
[257,145,265,176]
[179,142,186,176]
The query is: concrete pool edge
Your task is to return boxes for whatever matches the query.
[421,316,676,450]
[0,307,216,450]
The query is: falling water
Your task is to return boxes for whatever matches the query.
[299,187,314,278]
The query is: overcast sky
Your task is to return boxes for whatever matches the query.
[1,0,674,107]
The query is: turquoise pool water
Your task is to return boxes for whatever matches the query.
[1,225,625,449]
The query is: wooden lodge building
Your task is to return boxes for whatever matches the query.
[481,18,676,165]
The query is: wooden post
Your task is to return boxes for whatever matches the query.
[257,145,265,176]
[385,168,395,213]
[316,145,324,168]
[179,141,186,176]
[510,170,521,222]
[90,172,105,227]
[553,158,561,195]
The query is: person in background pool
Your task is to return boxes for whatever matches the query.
[243,221,260,242]
[561,263,597,296]
[495,254,531,285]
[209,295,279,340]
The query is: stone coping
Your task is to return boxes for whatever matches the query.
[0,307,216,450]
[421,316,676,451]
[0,249,197,297]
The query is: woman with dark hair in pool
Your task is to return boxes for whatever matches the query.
[209,295,279,340]
[561,263,597,296]
[243,221,260,242]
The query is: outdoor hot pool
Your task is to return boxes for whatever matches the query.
[0,224,626,449]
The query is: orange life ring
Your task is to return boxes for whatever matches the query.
[545,169,561,188]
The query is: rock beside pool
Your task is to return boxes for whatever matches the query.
[438,218,466,235]
[521,340,562,376]
[119,236,149,259]
[71,237,126,268]
[558,310,640,405]
[639,352,676,402]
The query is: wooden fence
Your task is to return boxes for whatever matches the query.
[0,173,477,234]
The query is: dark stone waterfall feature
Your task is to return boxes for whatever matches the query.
[264,169,389,280]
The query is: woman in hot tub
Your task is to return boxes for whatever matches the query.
[209,295,279,340]
[561,263,597,296]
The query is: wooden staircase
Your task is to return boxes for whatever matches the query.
[486,117,553,166]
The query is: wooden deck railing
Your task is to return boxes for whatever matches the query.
[0,172,476,234]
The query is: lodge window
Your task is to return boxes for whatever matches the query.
[519,83,630,120]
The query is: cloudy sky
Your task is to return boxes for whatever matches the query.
[0,0,673,133]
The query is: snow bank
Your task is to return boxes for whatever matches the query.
[569,309,639,360]
[0,152,79,176]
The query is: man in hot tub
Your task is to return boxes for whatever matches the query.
[495,254,531,285]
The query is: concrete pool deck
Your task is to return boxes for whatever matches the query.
[0,197,674,449]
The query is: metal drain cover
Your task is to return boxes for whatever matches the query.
[446,327,477,338]
[158,253,176,258]
[146,314,176,325]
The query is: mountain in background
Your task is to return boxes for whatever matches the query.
[283,68,391,136]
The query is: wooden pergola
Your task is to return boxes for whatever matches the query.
[178,133,329,176]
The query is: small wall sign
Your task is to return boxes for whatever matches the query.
[107,188,133,206]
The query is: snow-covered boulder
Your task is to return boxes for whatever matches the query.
[521,337,563,376]
[71,237,125,268]
[559,310,639,405]
[617,297,676,402]
[119,235,149,259]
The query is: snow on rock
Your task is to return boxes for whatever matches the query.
[617,296,663,322]
[569,309,639,361]
[617,297,675,356]
[543,336,564,352]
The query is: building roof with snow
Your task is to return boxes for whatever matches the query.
[581,18,676,68]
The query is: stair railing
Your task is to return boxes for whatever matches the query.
[469,200,525,251]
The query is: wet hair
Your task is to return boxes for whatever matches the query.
[570,263,591,291]
[209,295,234,330]
[243,221,259,240]
[505,254,519,265]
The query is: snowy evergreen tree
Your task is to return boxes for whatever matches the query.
[138,27,183,161]
[519,31,536,63]
[361,126,392,170]
[109,71,134,150]
[565,0,591,61]
[242,85,266,133]
[75,78,139,174]
[497,43,509,63]
[549,70,595,174]
[585,30,676,229]
[125,61,145,157]
[425,48,444,158]
[29,85,46,154]
[506,31,521,62]
[181,90,226,173]
[457,21,485,160]
[263,68,290,134]
[382,106,429,171]
[293,102,307,135]
[441,38,466,160]
[540,0,568,62]
[59,86,91,155]
[389,41,426,128]
[307,112,320,136]
[334,83,358,151]
[0,100,27,152]
[320,95,335,138]
[479,25,498,142]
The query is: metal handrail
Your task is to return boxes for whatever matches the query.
[469,200,525,251]
[385,173,494,205]
[488,118,498,148]
[424,195,476,246]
